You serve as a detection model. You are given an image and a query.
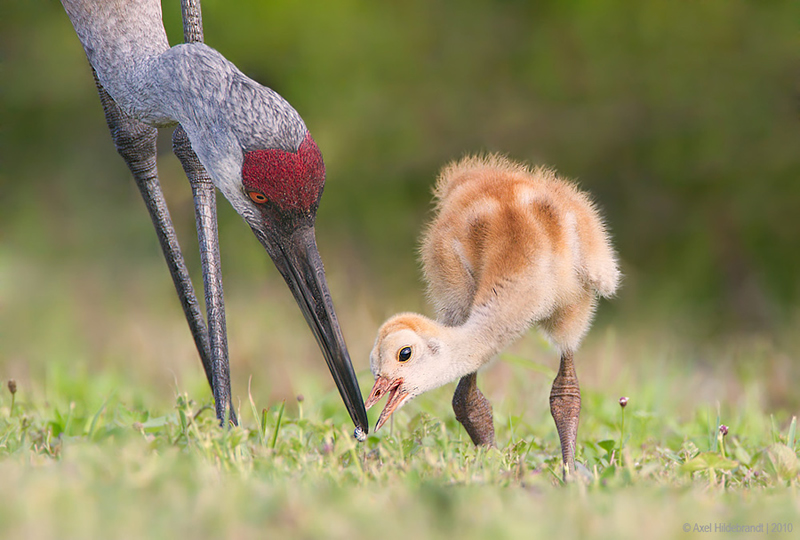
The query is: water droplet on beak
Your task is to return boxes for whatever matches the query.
[354,426,367,442]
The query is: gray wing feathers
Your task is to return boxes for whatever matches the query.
[61,0,306,151]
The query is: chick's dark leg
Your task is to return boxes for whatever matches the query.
[452,372,495,447]
[550,350,581,478]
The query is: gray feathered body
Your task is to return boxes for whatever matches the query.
[61,0,308,211]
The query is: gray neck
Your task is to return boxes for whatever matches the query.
[62,0,170,123]
[62,0,307,184]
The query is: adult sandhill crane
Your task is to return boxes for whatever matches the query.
[60,0,368,437]
[366,154,620,474]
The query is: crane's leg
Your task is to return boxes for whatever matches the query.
[173,126,237,426]
[92,72,215,391]
[166,0,235,426]
[452,372,495,446]
[550,349,581,480]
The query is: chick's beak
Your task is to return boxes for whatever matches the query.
[366,375,410,431]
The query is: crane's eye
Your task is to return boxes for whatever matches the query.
[397,346,413,363]
[247,191,268,204]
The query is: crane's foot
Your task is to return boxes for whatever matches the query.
[550,350,581,480]
[452,372,495,447]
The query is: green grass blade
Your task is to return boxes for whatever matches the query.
[270,401,285,450]
[62,403,75,437]
[178,409,187,433]
[710,409,720,452]
[260,408,268,447]
[771,414,780,444]
[247,376,268,445]
[87,394,112,439]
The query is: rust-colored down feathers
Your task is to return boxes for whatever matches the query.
[367,154,619,457]
[422,154,619,349]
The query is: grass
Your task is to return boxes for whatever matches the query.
[1,341,798,540]
[1,250,798,539]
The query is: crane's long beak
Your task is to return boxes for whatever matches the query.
[255,224,369,435]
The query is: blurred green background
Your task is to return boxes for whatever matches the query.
[1,1,798,411]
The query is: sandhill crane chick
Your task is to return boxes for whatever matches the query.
[366,154,620,474]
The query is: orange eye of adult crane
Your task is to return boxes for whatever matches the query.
[248,191,268,204]
[397,346,412,362]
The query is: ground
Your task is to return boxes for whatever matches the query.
[1,313,797,539]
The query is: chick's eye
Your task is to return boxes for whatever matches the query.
[397,346,412,363]
[248,191,268,204]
